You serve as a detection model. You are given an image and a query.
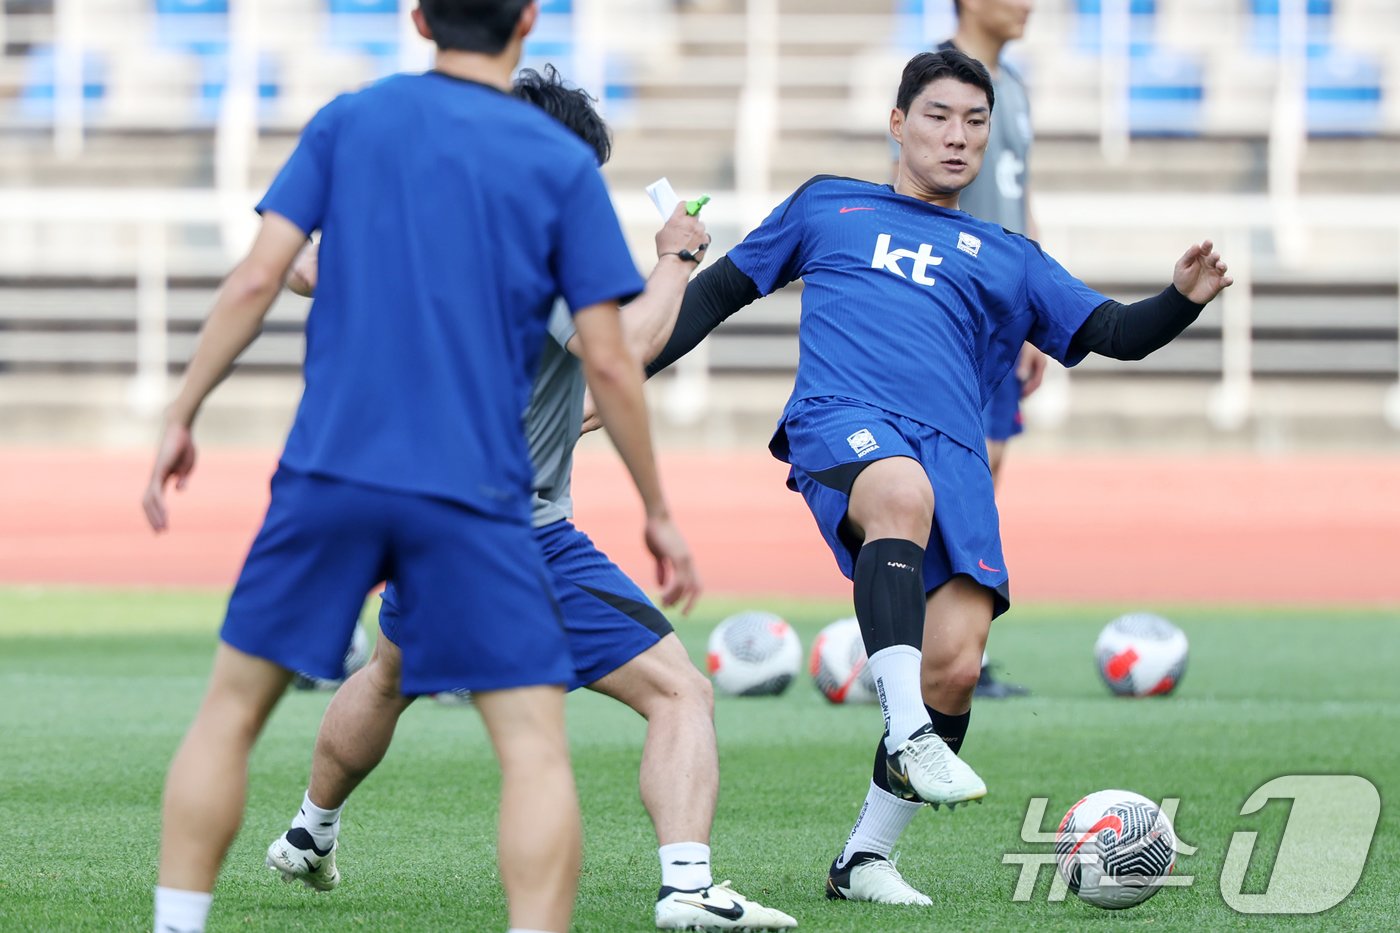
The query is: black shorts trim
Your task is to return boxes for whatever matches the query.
[578,585,674,639]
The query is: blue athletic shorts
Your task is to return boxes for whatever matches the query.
[222,467,571,695]
[983,371,1025,443]
[773,397,1010,616]
[382,518,672,692]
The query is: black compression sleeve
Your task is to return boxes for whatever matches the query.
[1068,285,1206,361]
[645,256,761,377]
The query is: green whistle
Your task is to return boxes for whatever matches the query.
[686,195,711,216]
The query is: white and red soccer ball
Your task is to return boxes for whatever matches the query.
[1055,789,1178,909]
[809,617,877,704]
[706,611,802,697]
[1095,613,1188,697]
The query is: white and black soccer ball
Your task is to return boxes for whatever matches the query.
[706,611,801,697]
[809,617,877,704]
[1095,613,1188,697]
[1055,789,1178,909]
[292,624,372,691]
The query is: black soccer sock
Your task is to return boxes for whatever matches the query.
[853,539,927,653]
[926,706,971,756]
[871,735,892,792]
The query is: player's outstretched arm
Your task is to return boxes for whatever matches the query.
[645,256,761,377]
[1067,240,1233,363]
[573,301,702,612]
[141,212,307,532]
[1173,238,1233,304]
[566,202,710,366]
[619,202,711,362]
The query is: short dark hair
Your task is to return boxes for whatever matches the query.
[419,0,531,54]
[896,49,994,115]
[513,65,612,166]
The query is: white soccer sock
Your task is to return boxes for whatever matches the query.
[506,928,556,933]
[867,645,930,752]
[153,886,211,933]
[292,790,342,850]
[659,841,713,891]
[838,782,923,868]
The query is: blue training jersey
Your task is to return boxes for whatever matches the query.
[727,176,1108,460]
[257,72,644,521]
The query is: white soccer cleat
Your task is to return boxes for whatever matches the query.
[655,880,797,930]
[825,851,932,906]
[265,828,340,892]
[886,724,987,808]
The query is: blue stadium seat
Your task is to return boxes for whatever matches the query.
[154,0,228,56]
[19,45,106,120]
[1307,49,1382,136]
[326,0,400,77]
[1074,0,1157,54]
[1128,46,1203,136]
[1248,0,1332,55]
[195,52,280,123]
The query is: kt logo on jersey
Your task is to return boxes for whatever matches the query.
[871,234,943,286]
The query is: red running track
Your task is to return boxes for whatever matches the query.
[2,447,1397,604]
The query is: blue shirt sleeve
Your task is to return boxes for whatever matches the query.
[552,159,645,314]
[1021,238,1110,367]
[255,96,344,237]
[726,189,808,296]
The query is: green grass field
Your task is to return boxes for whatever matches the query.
[1,588,1396,932]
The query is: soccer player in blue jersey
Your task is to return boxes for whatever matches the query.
[262,66,796,931]
[138,4,697,933]
[647,48,1232,905]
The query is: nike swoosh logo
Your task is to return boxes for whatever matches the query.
[978,559,1002,573]
[839,206,875,213]
[676,897,745,921]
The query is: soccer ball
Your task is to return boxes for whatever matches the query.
[292,623,372,691]
[706,611,801,697]
[1055,789,1178,909]
[1095,613,1188,697]
[809,617,877,704]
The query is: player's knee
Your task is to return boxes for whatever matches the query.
[647,658,714,721]
[866,486,934,539]
[921,650,982,703]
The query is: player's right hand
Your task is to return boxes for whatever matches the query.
[654,202,711,266]
[644,513,701,614]
[142,420,196,533]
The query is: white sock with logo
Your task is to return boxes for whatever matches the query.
[292,790,342,851]
[659,841,713,892]
[867,645,931,753]
[153,886,211,933]
[838,782,923,868]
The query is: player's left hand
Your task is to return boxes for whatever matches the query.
[645,513,702,615]
[1173,239,1233,304]
[142,420,197,533]
[1018,345,1047,398]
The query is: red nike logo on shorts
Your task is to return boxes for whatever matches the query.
[839,207,875,213]
[978,559,1002,573]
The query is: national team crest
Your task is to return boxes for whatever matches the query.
[957,232,981,258]
[846,429,880,457]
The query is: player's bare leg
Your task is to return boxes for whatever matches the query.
[592,634,796,928]
[310,631,413,806]
[474,685,581,933]
[267,630,413,890]
[155,644,291,929]
[588,634,717,847]
[922,575,994,715]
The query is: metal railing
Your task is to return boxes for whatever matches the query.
[0,188,1397,431]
